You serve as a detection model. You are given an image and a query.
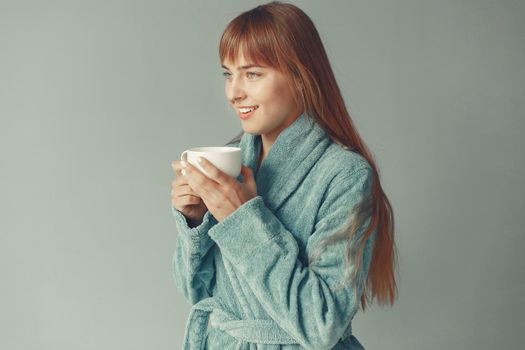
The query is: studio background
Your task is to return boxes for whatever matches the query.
[1,0,523,349]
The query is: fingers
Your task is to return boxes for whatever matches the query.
[180,159,223,198]
[171,193,201,208]
[171,180,203,209]
[195,157,229,185]
[171,180,199,197]
[171,160,186,177]
[171,160,206,209]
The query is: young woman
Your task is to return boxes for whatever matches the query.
[170,1,397,349]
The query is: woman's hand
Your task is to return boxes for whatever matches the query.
[171,160,208,226]
[180,157,257,222]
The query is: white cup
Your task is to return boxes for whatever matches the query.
[180,146,242,178]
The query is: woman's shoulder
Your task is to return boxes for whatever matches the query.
[316,141,372,182]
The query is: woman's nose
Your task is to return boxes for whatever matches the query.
[226,77,246,102]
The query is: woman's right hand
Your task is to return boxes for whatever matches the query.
[171,160,208,226]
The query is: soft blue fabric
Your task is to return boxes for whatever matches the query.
[172,112,377,350]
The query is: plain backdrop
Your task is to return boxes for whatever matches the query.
[1,0,524,349]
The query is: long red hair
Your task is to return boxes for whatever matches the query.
[220,1,398,311]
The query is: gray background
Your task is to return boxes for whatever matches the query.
[1,0,523,349]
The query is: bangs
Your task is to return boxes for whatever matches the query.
[219,11,285,71]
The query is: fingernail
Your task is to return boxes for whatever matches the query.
[181,169,186,176]
[197,157,203,164]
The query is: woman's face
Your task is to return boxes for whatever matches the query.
[222,52,303,140]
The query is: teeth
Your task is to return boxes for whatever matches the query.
[239,106,257,113]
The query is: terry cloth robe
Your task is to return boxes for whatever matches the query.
[171,112,377,350]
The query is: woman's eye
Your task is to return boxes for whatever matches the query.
[222,71,260,79]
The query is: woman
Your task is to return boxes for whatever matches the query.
[170,1,397,349]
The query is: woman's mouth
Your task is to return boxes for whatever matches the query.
[239,105,259,120]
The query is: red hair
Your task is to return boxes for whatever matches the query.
[220,1,398,311]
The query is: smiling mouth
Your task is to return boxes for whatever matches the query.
[238,106,258,120]
[239,106,259,114]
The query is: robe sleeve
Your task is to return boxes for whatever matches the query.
[171,207,218,304]
[170,140,240,304]
[207,166,376,350]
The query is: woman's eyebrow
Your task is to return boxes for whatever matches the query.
[221,64,265,71]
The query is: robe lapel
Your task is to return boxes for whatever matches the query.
[239,113,332,213]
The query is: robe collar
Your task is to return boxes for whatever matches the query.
[239,112,332,213]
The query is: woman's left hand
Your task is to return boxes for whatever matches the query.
[181,157,258,222]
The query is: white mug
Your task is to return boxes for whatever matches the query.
[180,146,242,178]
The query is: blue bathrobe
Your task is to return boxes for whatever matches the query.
[171,113,377,350]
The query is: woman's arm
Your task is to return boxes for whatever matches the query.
[171,208,218,304]
[207,167,376,350]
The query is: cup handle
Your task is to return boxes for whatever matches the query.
[180,151,188,161]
